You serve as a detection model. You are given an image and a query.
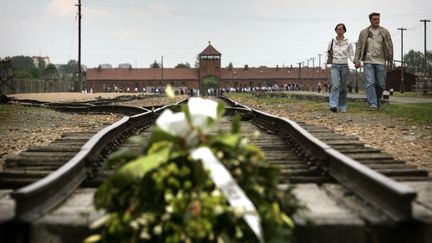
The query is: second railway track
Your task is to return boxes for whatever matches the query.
[0,96,431,243]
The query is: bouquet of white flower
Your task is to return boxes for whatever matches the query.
[86,97,301,243]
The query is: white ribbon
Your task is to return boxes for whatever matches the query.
[191,147,264,243]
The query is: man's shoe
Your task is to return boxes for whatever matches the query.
[369,106,378,111]
[330,107,337,112]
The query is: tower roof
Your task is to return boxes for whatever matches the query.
[199,42,221,56]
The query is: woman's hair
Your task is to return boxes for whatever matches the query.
[335,23,347,32]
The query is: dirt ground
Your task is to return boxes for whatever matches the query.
[0,93,185,170]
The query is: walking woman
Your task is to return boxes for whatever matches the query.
[324,23,354,112]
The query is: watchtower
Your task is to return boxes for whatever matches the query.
[44,64,59,92]
[0,59,14,95]
[198,42,221,94]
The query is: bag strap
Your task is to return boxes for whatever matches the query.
[328,39,334,55]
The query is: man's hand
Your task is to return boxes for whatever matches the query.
[354,62,361,69]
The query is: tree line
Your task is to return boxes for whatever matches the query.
[2,56,81,81]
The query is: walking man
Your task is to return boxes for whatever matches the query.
[354,12,393,110]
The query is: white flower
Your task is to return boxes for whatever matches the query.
[211,189,221,197]
[153,225,163,235]
[164,192,174,202]
[188,97,218,119]
[165,205,174,213]
[188,97,219,132]
[156,109,189,137]
[155,98,220,145]
[214,205,224,215]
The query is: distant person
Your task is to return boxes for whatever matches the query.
[317,81,322,93]
[323,23,354,112]
[354,12,393,110]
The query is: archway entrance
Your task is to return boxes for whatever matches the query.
[202,76,219,96]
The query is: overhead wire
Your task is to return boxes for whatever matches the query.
[76,0,432,67]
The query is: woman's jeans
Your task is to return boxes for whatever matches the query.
[330,64,349,111]
[364,63,386,108]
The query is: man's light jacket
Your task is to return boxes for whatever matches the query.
[354,26,393,64]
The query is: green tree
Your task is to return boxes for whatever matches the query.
[404,49,432,76]
[175,62,191,68]
[59,59,78,74]
[8,55,46,79]
[29,67,42,79]
[227,62,233,69]
[57,60,79,81]
[9,56,35,73]
[150,60,161,68]
[202,76,219,94]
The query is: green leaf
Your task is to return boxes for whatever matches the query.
[190,159,207,189]
[104,147,141,169]
[127,135,148,147]
[217,102,225,118]
[231,114,241,134]
[109,146,171,188]
[210,134,241,150]
[94,180,113,208]
[149,127,182,145]
[243,144,265,159]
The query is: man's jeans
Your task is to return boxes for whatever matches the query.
[364,63,386,108]
[330,64,349,111]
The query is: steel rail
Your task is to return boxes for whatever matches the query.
[12,116,133,222]
[11,100,185,222]
[219,96,417,221]
[44,104,150,115]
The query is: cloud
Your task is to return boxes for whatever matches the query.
[45,0,76,17]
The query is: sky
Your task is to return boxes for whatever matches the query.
[1,0,431,69]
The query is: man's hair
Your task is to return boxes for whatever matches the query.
[369,12,380,20]
[335,23,347,32]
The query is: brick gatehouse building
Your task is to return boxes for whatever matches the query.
[87,43,330,93]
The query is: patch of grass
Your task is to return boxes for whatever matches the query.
[344,102,432,124]
[390,91,432,98]
[377,103,432,124]
[0,104,53,120]
[226,93,432,125]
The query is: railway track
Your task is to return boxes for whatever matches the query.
[0,96,431,243]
